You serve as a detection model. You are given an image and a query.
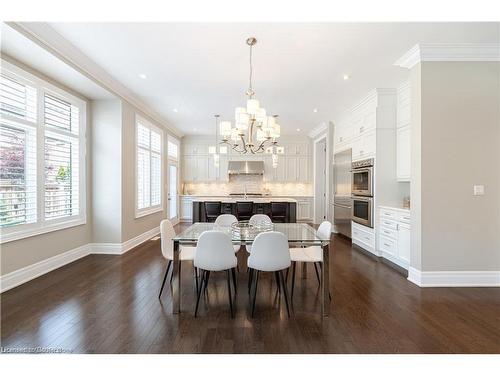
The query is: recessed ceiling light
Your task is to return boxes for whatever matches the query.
[313,108,318,113]
[173,108,178,113]
[343,74,350,80]
[139,73,147,79]
[296,128,301,132]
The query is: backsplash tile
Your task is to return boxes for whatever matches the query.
[183,175,312,196]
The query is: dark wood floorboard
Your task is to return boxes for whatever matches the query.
[1,224,499,354]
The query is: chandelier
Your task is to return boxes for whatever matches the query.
[219,37,280,154]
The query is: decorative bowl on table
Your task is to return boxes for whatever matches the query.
[230,220,273,239]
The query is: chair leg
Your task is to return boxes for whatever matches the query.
[194,267,199,295]
[195,270,206,317]
[226,270,234,318]
[251,270,260,318]
[279,270,291,318]
[158,260,172,298]
[248,268,254,295]
[291,262,297,300]
[204,271,211,295]
[274,271,281,295]
[313,262,321,285]
[231,268,237,294]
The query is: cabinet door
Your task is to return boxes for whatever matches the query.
[180,198,193,220]
[351,137,363,161]
[183,156,195,181]
[263,156,274,182]
[286,156,298,181]
[362,130,376,156]
[218,156,229,182]
[207,156,218,181]
[195,156,208,181]
[398,223,411,263]
[397,126,411,181]
[298,156,309,182]
[274,155,286,181]
[297,200,310,221]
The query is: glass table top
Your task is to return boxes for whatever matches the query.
[174,222,328,245]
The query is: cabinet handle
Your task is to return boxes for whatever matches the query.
[384,221,391,225]
[384,243,390,247]
[384,230,390,234]
[360,150,364,155]
[360,126,364,133]
[339,136,343,142]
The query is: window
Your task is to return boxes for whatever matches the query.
[0,60,86,243]
[167,136,178,160]
[136,116,163,217]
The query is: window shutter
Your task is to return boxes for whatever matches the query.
[0,74,37,122]
[43,93,80,221]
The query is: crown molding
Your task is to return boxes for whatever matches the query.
[395,43,500,69]
[6,22,183,137]
[308,122,328,138]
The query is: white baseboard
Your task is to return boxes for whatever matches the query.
[0,226,160,293]
[0,244,91,293]
[408,267,500,287]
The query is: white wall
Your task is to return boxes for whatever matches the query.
[411,61,500,272]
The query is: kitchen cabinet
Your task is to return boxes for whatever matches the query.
[285,156,309,182]
[296,197,313,222]
[396,125,411,181]
[352,221,376,255]
[352,129,376,161]
[377,206,411,269]
[180,197,194,221]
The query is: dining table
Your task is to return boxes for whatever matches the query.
[171,222,332,316]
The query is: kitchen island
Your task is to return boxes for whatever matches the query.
[191,197,297,223]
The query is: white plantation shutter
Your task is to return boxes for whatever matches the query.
[136,118,162,215]
[0,73,37,228]
[43,94,80,220]
[0,61,86,243]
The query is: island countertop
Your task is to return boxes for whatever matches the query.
[190,197,297,203]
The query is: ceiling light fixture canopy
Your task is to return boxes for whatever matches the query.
[220,37,280,154]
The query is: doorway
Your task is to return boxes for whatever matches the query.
[314,137,327,224]
[168,162,179,225]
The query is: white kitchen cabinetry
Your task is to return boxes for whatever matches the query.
[352,129,376,161]
[352,221,376,255]
[180,197,194,222]
[396,126,411,181]
[296,197,313,222]
[396,81,411,181]
[377,206,411,269]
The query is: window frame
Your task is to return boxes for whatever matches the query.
[135,114,164,218]
[0,59,87,244]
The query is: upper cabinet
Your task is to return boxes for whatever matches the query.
[181,136,311,184]
[396,81,411,181]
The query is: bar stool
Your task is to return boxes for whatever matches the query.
[204,201,221,222]
[271,202,287,223]
[236,201,253,221]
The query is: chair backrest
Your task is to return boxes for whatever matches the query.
[247,231,291,272]
[160,219,176,260]
[204,201,221,216]
[236,201,254,218]
[249,214,272,226]
[215,214,238,226]
[194,231,237,271]
[317,221,332,240]
[271,202,287,222]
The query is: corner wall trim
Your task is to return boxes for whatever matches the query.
[407,267,500,287]
[0,226,160,293]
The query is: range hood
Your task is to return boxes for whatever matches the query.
[227,161,264,175]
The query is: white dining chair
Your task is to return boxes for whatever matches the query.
[247,231,291,317]
[158,219,198,299]
[194,231,238,318]
[246,214,272,254]
[214,214,241,253]
[288,221,332,300]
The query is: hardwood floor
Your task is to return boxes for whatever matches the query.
[1,225,499,354]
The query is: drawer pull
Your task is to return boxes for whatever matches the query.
[403,216,410,220]
[384,230,390,234]
[384,243,390,247]
[384,221,392,225]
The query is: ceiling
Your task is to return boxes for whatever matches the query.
[10,23,500,135]
[0,23,113,100]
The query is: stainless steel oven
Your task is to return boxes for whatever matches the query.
[352,158,373,197]
[352,196,373,228]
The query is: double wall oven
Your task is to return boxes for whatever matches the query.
[351,158,374,228]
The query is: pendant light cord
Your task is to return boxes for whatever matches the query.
[249,43,253,94]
